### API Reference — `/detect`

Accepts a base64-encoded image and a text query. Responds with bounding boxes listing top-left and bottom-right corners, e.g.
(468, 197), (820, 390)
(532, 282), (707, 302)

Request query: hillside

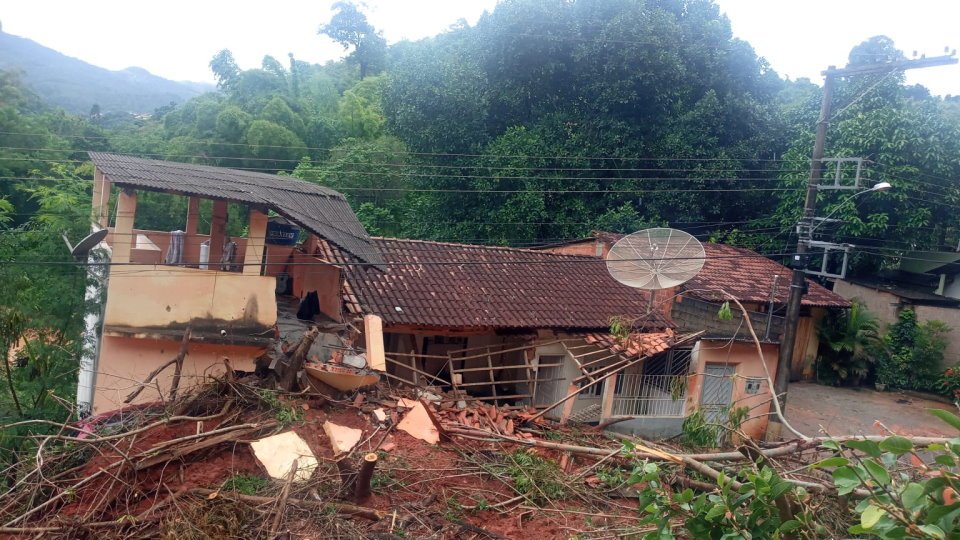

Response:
(0, 31), (214, 114)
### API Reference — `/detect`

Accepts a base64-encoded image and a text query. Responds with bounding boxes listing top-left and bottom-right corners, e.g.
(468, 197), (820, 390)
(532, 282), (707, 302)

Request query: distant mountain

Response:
(0, 31), (215, 114)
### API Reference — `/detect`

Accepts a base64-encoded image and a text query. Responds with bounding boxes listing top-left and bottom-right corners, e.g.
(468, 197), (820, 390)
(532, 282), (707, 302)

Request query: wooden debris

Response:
(190, 489), (384, 521)
(354, 452), (379, 501)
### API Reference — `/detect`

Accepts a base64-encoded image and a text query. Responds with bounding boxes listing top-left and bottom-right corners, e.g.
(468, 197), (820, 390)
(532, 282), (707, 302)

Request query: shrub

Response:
(816, 300), (882, 386)
(937, 367), (960, 400)
(876, 310), (950, 392)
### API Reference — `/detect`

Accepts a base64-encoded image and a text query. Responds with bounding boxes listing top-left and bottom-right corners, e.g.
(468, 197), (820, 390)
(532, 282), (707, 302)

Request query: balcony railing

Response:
(612, 373), (687, 417)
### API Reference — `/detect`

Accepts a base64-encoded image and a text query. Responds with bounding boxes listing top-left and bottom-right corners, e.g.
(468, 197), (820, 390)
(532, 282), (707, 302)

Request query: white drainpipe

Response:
(76, 236), (110, 417)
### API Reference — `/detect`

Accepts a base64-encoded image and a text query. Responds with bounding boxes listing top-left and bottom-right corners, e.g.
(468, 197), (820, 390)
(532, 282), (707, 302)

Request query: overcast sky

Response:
(2, 0), (958, 95)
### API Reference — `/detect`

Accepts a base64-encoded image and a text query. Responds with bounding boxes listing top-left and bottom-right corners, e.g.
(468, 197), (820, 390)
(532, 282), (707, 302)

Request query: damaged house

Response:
(539, 231), (851, 437)
(79, 154), (828, 440)
(315, 237), (779, 439)
(79, 153), (384, 413)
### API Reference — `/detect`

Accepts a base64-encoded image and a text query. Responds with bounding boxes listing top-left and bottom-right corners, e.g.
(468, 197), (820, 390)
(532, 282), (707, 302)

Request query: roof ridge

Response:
(372, 236), (603, 259)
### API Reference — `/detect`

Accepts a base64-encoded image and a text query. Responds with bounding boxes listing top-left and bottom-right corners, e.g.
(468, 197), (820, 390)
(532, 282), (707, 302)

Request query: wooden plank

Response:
(449, 340), (562, 361)
(384, 357), (450, 386)
(386, 351), (449, 359)
(558, 383), (580, 426)
(601, 374), (617, 420)
(456, 377), (566, 387)
(486, 347), (498, 405)
(578, 353), (624, 371)
(562, 341), (595, 382)
(364, 314), (386, 372)
(453, 364), (530, 373)
(570, 348), (615, 360)
(460, 394), (531, 402)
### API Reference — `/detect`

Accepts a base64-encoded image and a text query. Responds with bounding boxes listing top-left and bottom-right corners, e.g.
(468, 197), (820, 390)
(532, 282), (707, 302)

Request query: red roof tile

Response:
(324, 238), (672, 331)
(688, 243), (850, 308)
(585, 329), (676, 358)
(589, 232), (849, 308)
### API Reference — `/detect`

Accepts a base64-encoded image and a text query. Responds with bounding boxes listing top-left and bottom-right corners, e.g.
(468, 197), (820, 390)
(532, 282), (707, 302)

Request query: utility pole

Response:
(767, 53), (958, 440)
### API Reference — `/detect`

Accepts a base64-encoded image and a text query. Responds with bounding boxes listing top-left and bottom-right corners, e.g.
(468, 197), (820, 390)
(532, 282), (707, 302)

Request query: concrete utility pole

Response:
(767, 53), (958, 440)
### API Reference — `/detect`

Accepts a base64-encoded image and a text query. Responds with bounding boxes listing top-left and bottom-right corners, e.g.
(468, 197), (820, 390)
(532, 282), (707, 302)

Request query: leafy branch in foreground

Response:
(620, 408), (960, 538)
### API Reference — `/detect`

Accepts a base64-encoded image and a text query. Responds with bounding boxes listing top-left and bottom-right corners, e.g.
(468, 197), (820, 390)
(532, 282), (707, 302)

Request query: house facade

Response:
(80, 153), (382, 414)
(313, 236), (783, 439)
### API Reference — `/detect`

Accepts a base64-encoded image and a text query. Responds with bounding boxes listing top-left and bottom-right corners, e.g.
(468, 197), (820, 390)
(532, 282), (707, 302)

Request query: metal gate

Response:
(700, 364), (735, 426)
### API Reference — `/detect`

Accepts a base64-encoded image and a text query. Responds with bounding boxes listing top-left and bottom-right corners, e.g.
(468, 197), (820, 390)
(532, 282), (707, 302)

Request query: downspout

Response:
(76, 231), (110, 418)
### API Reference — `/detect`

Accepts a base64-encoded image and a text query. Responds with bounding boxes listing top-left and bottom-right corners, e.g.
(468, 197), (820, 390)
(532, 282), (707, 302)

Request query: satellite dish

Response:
(63, 229), (109, 260)
(606, 228), (705, 314)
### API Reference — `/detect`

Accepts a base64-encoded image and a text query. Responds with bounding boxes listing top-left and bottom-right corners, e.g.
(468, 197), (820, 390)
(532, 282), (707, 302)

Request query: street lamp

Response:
(770, 180), (892, 439)
(806, 181), (892, 237)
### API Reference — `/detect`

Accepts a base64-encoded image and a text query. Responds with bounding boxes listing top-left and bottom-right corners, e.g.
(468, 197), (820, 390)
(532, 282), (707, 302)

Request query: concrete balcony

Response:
(102, 263), (277, 346)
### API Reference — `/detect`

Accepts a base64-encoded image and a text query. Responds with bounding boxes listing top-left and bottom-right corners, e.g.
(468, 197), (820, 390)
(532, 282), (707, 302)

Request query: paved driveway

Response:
(785, 382), (959, 438)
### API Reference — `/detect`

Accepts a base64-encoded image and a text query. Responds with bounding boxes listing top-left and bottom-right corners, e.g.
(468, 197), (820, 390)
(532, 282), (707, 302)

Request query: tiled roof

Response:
(324, 238), (672, 331)
(688, 243), (849, 308)
(584, 329), (676, 358)
(589, 231), (849, 308)
(88, 152), (383, 266)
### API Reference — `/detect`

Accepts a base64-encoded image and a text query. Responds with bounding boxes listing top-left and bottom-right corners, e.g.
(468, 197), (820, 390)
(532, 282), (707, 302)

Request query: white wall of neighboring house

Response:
(833, 280), (960, 367)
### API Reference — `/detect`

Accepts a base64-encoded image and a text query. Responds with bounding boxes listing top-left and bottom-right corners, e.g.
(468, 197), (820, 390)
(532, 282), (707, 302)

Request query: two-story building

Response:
(79, 153), (382, 414)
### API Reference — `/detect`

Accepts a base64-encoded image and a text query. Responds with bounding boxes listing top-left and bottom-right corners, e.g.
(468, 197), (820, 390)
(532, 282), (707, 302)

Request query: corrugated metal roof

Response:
(325, 237), (673, 331)
(89, 152), (382, 266)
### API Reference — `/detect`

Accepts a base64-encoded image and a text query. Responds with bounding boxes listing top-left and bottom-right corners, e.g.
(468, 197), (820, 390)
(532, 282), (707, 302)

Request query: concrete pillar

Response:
(91, 168), (112, 229)
(112, 189), (137, 264)
(243, 209), (268, 276)
(209, 200), (228, 262)
(91, 168), (103, 224)
(183, 197), (202, 265)
(601, 374), (617, 420)
(98, 177), (112, 229)
(185, 197), (200, 235)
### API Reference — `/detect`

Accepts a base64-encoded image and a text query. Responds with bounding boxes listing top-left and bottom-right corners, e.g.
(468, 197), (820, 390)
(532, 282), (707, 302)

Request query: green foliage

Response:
(937, 367), (960, 400)
(716, 301), (733, 321)
(817, 410), (960, 538)
(876, 309), (950, 392)
(221, 473), (270, 495)
(682, 406), (750, 448)
(482, 450), (566, 504)
(319, 1), (386, 79)
(620, 439), (818, 538)
(816, 300), (883, 386)
(681, 409), (719, 447)
(256, 390), (303, 427)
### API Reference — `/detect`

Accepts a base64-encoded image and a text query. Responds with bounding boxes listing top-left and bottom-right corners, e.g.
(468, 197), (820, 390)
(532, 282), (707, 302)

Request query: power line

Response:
(0, 175), (803, 194)
(0, 152), (809, 175)
(0, 132), (792, 161)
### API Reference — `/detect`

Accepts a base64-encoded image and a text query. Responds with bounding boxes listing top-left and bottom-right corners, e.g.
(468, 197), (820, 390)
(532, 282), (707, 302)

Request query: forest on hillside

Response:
(1, 0), (959, 443)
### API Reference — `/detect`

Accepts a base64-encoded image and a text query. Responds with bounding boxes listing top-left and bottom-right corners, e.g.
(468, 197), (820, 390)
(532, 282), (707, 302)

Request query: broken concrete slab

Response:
(323, 420), (363, 455)
(396, 402), (441, 444)
(249, 431), (318, 482)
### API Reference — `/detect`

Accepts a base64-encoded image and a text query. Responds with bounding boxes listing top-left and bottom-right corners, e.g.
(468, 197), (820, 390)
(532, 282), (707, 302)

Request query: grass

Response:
(256, 389), (303, 427)
(221, 473), (270, 495)
(482, 449), (567, 504)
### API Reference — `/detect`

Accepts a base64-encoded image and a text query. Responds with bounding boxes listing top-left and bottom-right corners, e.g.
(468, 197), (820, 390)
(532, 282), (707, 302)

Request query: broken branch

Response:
(189, 488), (384, 521)
(354, 452), (378, 501)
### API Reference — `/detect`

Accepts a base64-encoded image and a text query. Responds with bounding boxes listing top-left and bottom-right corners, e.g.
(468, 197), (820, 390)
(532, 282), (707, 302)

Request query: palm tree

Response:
(817, 300), (883, 385)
